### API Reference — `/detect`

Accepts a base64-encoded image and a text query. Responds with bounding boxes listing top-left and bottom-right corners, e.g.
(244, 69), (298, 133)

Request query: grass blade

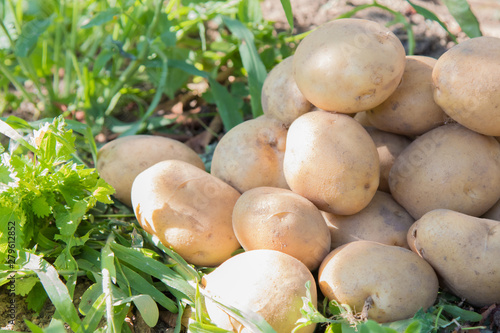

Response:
(441, 0), (482, 38)
(114, 294), (159, 327)
(406, 0), (458, 43)
(280, 0), (294, 30)
(77, 293), (106, 333)
(81, 8), (121, 29)
(14, 16), (54, 57)
(208, 78), (244, 131)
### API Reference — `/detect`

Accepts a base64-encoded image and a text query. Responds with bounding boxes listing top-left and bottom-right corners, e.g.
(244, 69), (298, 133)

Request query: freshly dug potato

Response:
(407, 55), (437, 67)
(210, 115), (288, 193)
(389, 123), (500, 219)
(232, 187), (331, 270)
(365, 127), (412, 193)
(261, 56), (313, 127)
(366, 56), (448, 136)
(284, 110), (380, 215)
(318, 240), (439, 323)
(408, 209), (500, 307)
(432, 36), (500, 136)
(97, 135), (205, 207)
(202, 249), (317, 333)
(293, 18), (406, 113)
(483, 199), (500, 221)
(353, 111), (373, 127)
(131, 160), (241, 267)
(322, 191), (414, 249)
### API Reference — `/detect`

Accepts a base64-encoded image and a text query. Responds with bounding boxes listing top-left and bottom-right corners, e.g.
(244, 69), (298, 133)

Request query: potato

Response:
(261, 56), (313, 127)
(322, 191), (414, 249)
(202, 249), (317, 333)
(407, 209), (500, 307)
(97, 135), (205, 207)
(407, 55), (437, 67)
(366, 56), (448, 136)
(365, 127), (412, 193)
(318, 240), (439, 323)
(432, 36), (500, 136)
(389, 123), (500, 219)
(232, 187), (331, 270)
(284, 110), (379, 215)
(210, 115), (288, 193)
(483, 199), (500, 221)
(131, 160), (241, 267)
(293, 18), (406, 113)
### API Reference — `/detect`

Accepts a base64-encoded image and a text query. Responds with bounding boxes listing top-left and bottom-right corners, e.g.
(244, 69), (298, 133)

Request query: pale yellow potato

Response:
(365, 127), (412, 193)
(318, 240), (438, 323)
(322, 191), (414, 249)
(407, 55), (437, 67)
(202, 249), (317, 333)
(210, 115), (288, 193)
(284, 110), (379, 215)
(353, 111), (373, 127)
(261, 56), (313, 127)
(232, 187), (331, 270)
(97, 135), (205, 207)
(432, 36), (500, 136)
(293, 18), (406, 113)
(131, 160), (241, 267)
(408, 209), (500, 307)
(366, 56), (448, 136)
(389, 123), (500, 219)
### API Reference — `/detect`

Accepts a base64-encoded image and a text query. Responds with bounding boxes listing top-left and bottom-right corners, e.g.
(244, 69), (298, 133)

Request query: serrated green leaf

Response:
(82, 8), (121, 29)
(32, 195), (51, 218)
(442, 0), (482, 38)
(92, 178), (115, 204)
(15, 276), (39, 296)
(26, 282), (48, 313)
(14, 17), (54, 57)
(54, 201), (87, 236)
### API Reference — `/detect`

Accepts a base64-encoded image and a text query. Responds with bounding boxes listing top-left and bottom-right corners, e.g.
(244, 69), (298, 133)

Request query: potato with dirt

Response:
(202, 249), (317, 333)
(210, 115), (288, 193)
(293, 18), (406, 113)
(261, 55), (313, 127)
(284, 110), (379, 215)
(318, 240), (438, 323)
(322, 191), (414, 249)
(432, 36), (500, 136)
(131, 160), (241, 267)
(97, 135), (205, 207)
(232, 186), (331, 270)
(389, 123), (500, 219)
(408, 209), (500, 307)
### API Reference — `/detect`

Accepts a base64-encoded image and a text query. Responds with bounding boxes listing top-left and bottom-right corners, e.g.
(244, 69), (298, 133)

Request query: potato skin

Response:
(131, 160), (241, 267)
(97, 135), (205, 207)
(261, 56), (313, 127)
(389, 123), (500, 219)
(284, 110), (379, 215)
(366, 56), (448, 136)
(322, 191), (414, 249)
(210, 115), (288, 193)
(318, 241), (438, 323)
(293, 18), (406, 113)
(407, 209), (500, 307)
(432, 36), (500, 136)
(202, 249), (317, 333)
(232, 187), (331, 270)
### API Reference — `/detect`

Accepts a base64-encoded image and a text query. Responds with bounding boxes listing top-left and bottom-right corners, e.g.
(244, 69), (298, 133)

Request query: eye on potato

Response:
(408, 209), (500, 307)
(293, 18), (406, 113)
(284, 110), (379, 215)
(232, 186), (331, 270)
(318, 240), (439, 323)
(389, 123), (500, 219)
(432, 36), (500, 136)
(97, 135), (205, 207)
(202, 249), (317, 333)
(131, 160), (241, 267)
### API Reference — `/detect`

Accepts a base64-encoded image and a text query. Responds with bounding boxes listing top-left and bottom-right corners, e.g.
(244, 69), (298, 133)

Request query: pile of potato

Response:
(97, 18), (500, 332)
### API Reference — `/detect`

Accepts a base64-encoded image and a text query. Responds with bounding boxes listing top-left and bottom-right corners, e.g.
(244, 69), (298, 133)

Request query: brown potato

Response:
(366, 56), (448, 136)
(210, 115), (288, 193)
(389, 123), (500, 219)
(202, 249), (317, 333)
(232, 187), (331, 270)
(318, 240), (438, 323)
(131, 160), (241, 267)
(365, 127), (412, 193)
(261, 56), (313, 127)
(432, 36), (500, 136)
(293, 18), (406, 113)
(97, 135), (205, 207)
(322, 191), (414, 249)
(284, 110), (379, 215)
(408, 209), (500, 307)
